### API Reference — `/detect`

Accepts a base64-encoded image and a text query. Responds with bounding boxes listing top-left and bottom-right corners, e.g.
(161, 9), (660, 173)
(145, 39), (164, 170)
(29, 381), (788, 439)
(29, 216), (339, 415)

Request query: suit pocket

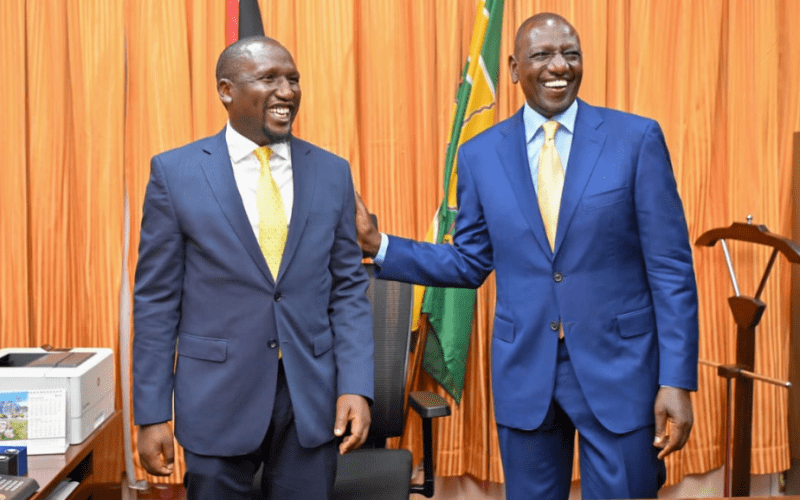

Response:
(493, 315), (515, 343)
(312, 332), (334, 356)
(581, 186), (628, 209)
(616, 306), (655, 338)
(177, 332), (227, 362)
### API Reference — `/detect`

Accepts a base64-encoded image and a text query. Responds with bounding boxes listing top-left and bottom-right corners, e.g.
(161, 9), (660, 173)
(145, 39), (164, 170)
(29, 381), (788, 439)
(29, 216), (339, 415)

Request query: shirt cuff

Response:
(373, 233), (389, 265)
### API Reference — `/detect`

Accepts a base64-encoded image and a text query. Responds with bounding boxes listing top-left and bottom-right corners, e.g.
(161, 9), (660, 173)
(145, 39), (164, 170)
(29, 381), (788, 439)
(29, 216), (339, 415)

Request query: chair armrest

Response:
(408, 391), (451, 419)
(407, 391), (451, 498)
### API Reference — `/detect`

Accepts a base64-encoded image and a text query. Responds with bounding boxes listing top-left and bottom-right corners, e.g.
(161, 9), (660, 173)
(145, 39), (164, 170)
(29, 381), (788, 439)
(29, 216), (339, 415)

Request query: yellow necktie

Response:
(538, 121), (564, 252)
(254, 146), (288, 279)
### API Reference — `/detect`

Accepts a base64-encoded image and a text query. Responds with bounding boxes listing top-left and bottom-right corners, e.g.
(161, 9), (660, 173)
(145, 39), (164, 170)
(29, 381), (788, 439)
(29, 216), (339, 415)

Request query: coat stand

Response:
(695, 218), (799, 496)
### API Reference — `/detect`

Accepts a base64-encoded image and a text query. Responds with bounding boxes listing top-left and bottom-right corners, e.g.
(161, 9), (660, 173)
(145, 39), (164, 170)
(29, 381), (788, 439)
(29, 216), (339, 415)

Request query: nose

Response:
(547, 53), (569, 73)
(275, 78), (295, 98)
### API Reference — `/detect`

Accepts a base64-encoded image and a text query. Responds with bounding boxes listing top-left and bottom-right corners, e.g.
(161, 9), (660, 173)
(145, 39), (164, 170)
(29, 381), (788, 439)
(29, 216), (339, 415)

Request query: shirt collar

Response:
(523, 99), (579, 144)
(225, 122), (291, 163)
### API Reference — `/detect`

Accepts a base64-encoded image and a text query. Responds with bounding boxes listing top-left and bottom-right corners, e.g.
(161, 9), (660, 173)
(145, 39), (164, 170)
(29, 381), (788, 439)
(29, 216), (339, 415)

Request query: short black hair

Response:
(215, 35), (281, 82)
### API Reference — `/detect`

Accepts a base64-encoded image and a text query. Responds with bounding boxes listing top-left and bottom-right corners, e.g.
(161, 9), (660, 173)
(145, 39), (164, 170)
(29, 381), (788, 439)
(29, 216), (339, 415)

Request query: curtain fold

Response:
(63, 0), (126, 352)
(186, 0), (228, 141)
(124, 0), (196, 484)
(26, 0), (74, 348)
(0, 0), (30, 349)
(2, 0), (798, 487)
(65, 0), (127, 482)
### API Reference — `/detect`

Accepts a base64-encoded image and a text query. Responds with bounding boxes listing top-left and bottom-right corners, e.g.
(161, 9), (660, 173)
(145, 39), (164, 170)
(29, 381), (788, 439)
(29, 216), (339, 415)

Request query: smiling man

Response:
(355, 13), (698, 500)
(133, 37), (374, 500)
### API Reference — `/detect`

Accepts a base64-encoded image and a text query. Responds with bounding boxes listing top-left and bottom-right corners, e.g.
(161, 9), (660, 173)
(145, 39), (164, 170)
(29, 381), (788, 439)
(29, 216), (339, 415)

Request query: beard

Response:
(263, 125), (292, 144)
(261, 105), (296, 144)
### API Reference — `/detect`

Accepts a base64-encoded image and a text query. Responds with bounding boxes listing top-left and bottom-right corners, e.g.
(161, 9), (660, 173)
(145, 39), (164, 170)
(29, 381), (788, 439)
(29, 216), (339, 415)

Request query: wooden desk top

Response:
(27, 410), (121, 500)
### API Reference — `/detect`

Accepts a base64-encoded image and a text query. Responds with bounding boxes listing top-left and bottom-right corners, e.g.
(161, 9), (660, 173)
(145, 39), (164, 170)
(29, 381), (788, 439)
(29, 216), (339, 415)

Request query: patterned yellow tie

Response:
(538, 121), (564, 252)
(254, 146), (288, 279)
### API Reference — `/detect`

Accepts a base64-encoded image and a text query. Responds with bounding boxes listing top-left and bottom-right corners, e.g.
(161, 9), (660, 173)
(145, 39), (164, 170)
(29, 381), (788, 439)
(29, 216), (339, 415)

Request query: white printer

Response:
(0, 347), (114, 445)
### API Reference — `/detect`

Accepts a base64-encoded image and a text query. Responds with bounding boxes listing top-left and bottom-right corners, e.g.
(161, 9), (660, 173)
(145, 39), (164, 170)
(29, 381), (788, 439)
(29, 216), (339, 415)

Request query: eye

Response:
(532, 52), (551, 61)
(564, 51), (582, 61)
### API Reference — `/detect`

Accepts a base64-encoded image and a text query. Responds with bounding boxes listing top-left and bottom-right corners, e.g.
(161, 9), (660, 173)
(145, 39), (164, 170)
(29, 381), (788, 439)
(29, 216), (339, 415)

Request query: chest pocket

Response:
(581, 186), (628, 210)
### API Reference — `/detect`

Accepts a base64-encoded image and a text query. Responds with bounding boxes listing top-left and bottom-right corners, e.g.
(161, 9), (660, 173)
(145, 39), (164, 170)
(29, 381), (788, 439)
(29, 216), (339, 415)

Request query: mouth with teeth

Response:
(268, 105), (293, 121)
(543, 80), (569, 90)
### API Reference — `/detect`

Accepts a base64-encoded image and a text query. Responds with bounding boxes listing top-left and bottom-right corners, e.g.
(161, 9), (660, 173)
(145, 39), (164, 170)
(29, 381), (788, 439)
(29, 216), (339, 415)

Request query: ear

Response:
(218, 79), (233, 106)
(508, 55), (519, 84)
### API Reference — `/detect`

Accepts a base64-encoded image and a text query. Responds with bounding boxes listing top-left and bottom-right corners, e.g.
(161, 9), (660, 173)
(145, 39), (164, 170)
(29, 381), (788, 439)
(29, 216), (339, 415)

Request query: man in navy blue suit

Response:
(133, 36), (374, 500)
(356, 13), (698, 500)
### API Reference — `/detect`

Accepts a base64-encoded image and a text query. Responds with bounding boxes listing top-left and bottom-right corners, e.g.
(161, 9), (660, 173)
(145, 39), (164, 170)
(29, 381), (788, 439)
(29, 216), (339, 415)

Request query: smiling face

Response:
(218, 39), (301, 145)
(509, 15), (583, 118)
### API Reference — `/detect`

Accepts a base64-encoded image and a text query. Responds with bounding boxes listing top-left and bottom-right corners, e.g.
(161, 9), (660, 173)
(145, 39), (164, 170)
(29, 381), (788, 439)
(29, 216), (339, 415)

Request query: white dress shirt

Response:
(225, 123), (294, 239)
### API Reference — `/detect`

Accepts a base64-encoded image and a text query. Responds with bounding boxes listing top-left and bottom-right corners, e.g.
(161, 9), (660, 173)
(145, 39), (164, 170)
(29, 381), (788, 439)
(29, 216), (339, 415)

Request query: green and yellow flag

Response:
(417, 0), (504, 403)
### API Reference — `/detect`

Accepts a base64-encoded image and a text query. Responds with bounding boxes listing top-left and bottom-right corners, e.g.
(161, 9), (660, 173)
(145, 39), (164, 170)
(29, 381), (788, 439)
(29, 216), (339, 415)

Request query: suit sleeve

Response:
(329, 165), (374, 401)
(634, 121), (699, 391)
(377, 146), (494, 287)
(132, 155), (184, 425)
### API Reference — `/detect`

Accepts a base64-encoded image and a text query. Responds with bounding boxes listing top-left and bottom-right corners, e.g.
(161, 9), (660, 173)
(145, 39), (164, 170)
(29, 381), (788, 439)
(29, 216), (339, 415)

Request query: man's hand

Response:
(354, 191), (381, 258)
(653, 386), (693, 459)
(334, 394), (371, 454)
(138, 422), (175, 476)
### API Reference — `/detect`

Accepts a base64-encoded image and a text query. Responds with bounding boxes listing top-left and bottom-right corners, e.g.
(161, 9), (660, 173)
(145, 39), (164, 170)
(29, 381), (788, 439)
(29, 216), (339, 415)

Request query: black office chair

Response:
(333, 264), (451, 499)
(252, 263), (451, 499)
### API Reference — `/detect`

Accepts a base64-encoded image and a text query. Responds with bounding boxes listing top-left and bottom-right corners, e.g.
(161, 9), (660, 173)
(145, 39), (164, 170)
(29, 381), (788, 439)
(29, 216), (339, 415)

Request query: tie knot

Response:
(542, 121), (559, 141)
(253, 146), (273, 172)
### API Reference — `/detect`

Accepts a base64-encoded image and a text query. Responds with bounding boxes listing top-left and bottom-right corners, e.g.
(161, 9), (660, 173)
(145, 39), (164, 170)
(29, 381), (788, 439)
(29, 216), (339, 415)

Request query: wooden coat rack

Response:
(696, 219), (799, 496)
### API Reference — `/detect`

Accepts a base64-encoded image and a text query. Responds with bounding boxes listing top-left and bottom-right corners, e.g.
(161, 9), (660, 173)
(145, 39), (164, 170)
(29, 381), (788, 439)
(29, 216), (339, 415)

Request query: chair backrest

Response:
(363, 263), (414, 441)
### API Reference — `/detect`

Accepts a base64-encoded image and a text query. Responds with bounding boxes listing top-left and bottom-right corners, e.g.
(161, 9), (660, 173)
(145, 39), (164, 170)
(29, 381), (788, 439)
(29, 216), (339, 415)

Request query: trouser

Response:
(497, 339), (666, 500)
(183, 360), (337, 500)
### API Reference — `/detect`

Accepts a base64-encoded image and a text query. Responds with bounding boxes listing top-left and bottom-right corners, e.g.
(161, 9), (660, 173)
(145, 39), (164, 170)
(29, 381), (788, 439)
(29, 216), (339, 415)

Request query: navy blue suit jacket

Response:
(133, 128), (374, 456)
(377, 100), (698, 433)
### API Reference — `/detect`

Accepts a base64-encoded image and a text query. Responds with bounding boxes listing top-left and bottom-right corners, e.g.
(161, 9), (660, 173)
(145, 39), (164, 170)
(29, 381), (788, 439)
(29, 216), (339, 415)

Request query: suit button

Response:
(268, 340), (278, 349)
(550, 321), (560, 331)
(553, 272), (563, 283)
(274, 292), (282, 301)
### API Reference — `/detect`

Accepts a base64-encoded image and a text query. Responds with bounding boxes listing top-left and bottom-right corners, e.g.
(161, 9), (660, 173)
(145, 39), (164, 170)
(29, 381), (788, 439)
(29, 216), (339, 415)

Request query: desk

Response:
(27, 410), (121, 500)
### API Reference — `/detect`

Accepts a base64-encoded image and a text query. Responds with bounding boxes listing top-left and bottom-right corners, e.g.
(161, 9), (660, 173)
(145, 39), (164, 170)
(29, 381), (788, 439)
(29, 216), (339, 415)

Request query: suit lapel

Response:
(554, 100), (606, 256)
(199, 129), (274, 284)
(496, 109), (552, 256)
(277, 137), (316, 281)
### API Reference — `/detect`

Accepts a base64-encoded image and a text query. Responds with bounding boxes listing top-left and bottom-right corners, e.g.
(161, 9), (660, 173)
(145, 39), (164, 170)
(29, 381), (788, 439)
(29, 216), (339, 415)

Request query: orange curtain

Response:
(2, 0), (799, 487)
(3, 0), (127, 481)
(0, 0), (29, 349)
(123, 0), (226, 483)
